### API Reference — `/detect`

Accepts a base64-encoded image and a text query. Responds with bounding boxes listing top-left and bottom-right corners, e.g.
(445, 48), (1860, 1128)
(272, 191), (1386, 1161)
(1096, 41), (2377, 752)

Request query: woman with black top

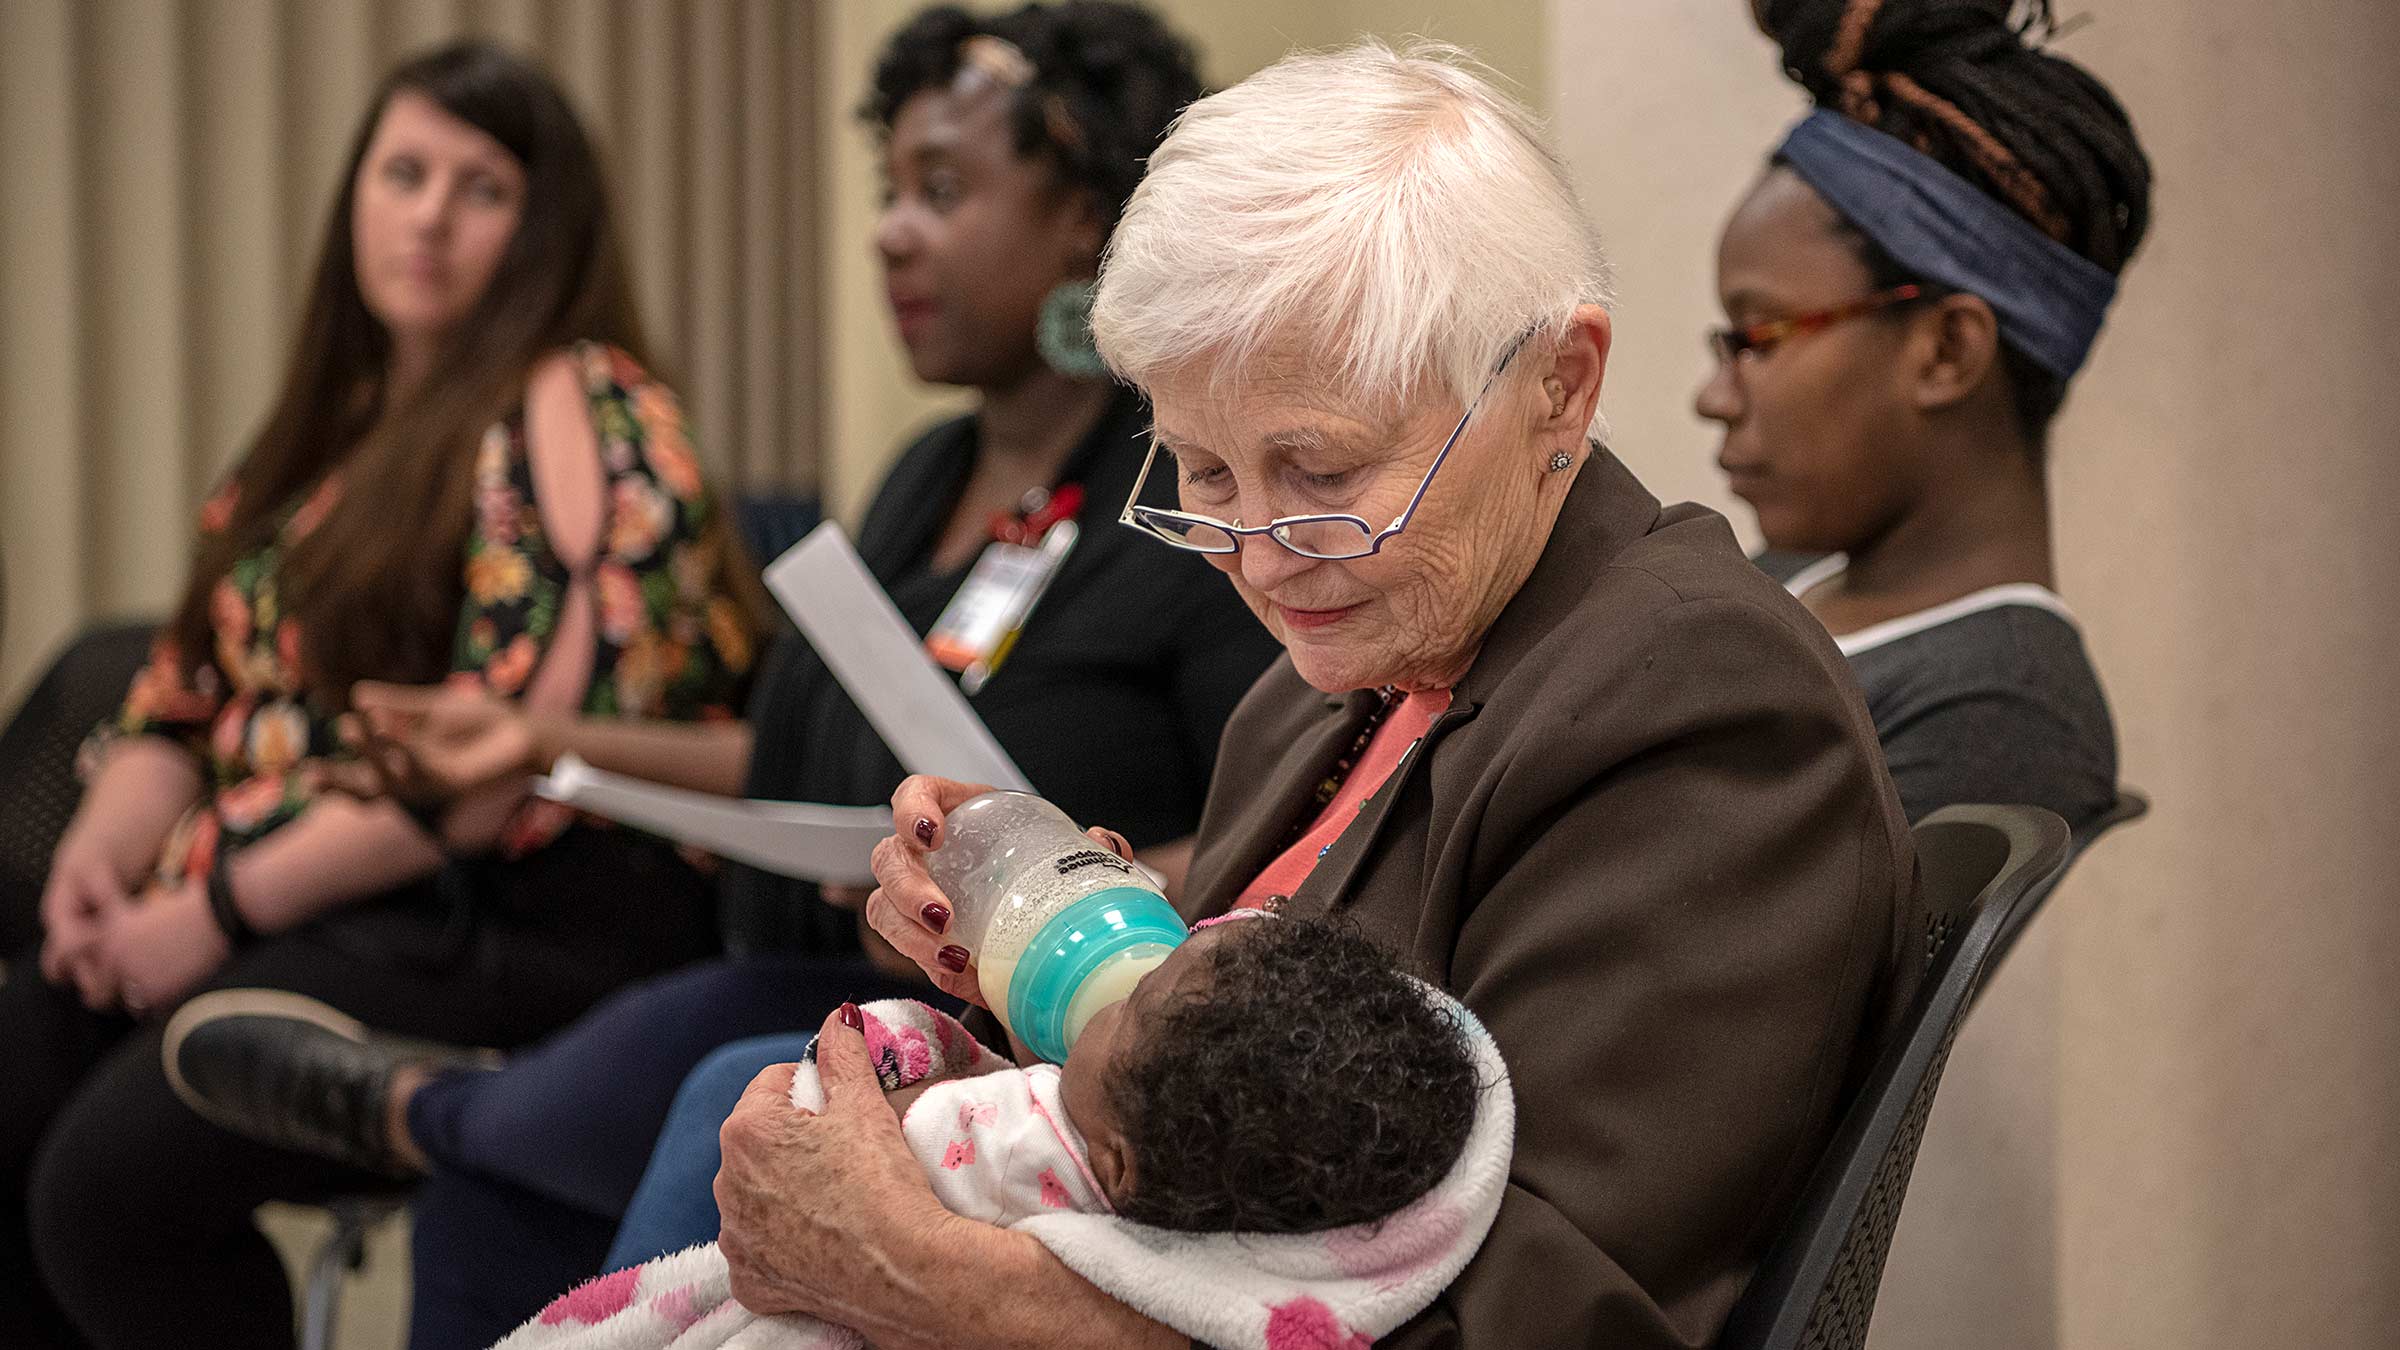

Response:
(1697, 0), (2151, 831)
(161, 6), (1272, 1347)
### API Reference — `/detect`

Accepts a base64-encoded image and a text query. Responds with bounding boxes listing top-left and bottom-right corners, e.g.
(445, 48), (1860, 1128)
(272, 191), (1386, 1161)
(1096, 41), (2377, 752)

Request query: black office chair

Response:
(0, 621), (159, 959)
(731, 491), (822, 572)
(1976, 788), (2148, 983)
(297, 1196), (405, 1350)
(1717, 803), (2071, 1350)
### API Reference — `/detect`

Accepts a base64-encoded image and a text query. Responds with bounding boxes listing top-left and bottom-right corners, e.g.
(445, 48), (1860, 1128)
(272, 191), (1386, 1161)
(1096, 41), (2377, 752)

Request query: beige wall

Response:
(1548, 4), (2400, 1349)
(812, 0), (1549, 522)
(0, 0), (821, 700)
(2046, 5), (2400, 1343)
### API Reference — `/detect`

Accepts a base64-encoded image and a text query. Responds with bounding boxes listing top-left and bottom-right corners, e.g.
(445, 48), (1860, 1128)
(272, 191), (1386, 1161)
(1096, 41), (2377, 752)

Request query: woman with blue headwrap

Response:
(1699, 0), (2153, 832)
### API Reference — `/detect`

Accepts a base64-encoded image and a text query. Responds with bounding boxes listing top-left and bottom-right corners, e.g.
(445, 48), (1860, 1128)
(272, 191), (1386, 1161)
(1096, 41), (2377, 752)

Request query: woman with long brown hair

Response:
(2, 41), (760, 1348)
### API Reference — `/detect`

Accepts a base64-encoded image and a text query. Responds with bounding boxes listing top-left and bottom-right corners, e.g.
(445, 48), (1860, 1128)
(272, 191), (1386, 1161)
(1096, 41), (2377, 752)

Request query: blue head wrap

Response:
(1776, 109), (2117, 381)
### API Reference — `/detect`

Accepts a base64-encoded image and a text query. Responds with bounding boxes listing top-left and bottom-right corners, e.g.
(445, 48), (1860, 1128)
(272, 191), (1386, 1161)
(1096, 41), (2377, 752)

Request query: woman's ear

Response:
(1058, 187), (1109, 276)
(1544, 304), (1612, 437)
(1910, 293), (2003, 413)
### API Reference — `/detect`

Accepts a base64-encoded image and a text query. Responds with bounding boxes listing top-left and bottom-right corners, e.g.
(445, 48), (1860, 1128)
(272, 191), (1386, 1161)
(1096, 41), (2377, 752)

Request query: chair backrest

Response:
(1980, 787), (2148, 986)
(730, 493), (822, 575)
(1716, 803), (2071, 1350)
(0, 622), (159, 955)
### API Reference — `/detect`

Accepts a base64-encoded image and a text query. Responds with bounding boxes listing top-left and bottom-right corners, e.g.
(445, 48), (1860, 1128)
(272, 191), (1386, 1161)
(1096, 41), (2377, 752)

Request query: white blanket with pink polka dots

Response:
(495, 996), (1510, 1350)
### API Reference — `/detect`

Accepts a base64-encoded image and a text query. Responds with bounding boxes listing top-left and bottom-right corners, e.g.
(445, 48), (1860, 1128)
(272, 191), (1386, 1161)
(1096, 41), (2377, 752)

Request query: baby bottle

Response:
(926, 791), (1188, 1063)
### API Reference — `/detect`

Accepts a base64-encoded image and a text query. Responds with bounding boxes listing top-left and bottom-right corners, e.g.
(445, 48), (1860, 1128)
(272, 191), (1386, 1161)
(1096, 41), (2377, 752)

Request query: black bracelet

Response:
(206, 849), (259, 948)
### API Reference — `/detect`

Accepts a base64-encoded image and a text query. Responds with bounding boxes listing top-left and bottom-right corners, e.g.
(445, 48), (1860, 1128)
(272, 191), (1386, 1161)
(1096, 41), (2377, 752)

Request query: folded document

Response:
(531, 524), (1033, 885)
(534, 754), (889, 886)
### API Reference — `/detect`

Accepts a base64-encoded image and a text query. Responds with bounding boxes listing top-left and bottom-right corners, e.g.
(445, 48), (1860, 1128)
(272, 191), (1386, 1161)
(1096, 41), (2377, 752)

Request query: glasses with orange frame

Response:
(1705, 283), (1927, 365)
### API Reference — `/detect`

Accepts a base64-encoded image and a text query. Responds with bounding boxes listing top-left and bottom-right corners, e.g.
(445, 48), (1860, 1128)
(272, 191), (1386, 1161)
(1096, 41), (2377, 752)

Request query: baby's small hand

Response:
(883, 1077), (937, 1122)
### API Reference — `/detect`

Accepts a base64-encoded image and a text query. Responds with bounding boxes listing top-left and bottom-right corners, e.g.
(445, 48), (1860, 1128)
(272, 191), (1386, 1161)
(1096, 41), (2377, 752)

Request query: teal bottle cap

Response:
(1006, 887), (1188, 1064)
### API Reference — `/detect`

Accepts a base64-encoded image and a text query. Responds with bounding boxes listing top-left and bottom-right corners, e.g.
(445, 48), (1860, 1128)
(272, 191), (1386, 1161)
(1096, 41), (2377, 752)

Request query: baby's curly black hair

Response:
(859, 2), (1204, 232)
(1107, 916), (1484, 1234)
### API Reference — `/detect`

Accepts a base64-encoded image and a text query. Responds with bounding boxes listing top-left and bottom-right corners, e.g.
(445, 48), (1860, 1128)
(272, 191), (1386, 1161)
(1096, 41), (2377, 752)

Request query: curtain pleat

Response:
(0, 0), (91, 652)
(0, 0), (823, 698)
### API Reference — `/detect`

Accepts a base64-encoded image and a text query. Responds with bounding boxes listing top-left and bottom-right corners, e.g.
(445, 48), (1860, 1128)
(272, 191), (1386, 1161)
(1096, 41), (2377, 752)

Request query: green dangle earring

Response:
(1036, 279), (1108, 379)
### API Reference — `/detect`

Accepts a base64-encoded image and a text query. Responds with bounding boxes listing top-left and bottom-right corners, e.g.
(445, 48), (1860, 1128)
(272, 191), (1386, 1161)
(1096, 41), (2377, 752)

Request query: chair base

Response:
(299, 1196), (407, 1350)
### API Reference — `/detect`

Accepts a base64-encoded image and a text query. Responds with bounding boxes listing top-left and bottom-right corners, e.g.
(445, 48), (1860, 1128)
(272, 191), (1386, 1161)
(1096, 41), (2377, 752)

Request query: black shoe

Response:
(162, 989), (498, 1178)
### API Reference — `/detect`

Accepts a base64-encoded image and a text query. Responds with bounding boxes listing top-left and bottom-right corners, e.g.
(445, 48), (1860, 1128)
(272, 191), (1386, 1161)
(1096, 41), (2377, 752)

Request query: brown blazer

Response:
(1179, 451), (1923, 1349)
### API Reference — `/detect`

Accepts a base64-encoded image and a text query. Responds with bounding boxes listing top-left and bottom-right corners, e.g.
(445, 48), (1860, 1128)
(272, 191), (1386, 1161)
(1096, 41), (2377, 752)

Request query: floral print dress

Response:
(103, 343), (755, 890)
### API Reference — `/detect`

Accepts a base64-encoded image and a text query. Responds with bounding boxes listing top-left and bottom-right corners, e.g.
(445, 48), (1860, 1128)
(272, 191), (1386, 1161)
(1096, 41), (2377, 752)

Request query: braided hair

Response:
(860, 2), (1204, 233)
(1758, 0), (2153, 443)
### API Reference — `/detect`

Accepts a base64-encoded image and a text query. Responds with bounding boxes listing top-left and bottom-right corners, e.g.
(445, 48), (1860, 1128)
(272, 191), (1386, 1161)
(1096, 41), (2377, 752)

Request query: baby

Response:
(502, 913), (1511, 1350)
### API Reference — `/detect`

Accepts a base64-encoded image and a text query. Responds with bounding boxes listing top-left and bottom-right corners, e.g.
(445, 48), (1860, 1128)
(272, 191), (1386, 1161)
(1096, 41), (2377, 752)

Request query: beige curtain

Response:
(0, 0), (820, 699)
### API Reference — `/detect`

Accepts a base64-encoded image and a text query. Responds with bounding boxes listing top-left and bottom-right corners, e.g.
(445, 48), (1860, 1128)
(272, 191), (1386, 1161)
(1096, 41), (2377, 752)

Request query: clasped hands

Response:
(38, 833), (225, 1018)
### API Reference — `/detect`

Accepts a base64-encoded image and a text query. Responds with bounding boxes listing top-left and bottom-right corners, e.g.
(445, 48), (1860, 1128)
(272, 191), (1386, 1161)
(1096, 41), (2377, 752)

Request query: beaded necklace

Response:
(1284, 685), (1404, 849)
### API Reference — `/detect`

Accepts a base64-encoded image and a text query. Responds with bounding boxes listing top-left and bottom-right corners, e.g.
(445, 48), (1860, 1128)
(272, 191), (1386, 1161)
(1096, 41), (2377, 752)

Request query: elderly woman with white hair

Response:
(711, 42), (1922, 1350)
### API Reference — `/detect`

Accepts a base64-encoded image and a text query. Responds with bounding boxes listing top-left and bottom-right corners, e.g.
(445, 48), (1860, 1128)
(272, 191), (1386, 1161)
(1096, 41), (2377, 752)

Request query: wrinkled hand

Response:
(829, 884), (936, 985)
(863, 776), (1133, 1008)
(818, 884), (874, 913)
(856, 917), (935, 987)
(715, 1006), (965, 1331)
(39, 828), (143, 1001)
(94, 877), (229, 1018)
(337, 680), (537, 804)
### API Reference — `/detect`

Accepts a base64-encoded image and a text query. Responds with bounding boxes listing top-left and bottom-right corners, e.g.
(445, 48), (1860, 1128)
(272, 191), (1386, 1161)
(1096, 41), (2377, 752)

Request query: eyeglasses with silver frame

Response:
(1117, 334), (1533, 561)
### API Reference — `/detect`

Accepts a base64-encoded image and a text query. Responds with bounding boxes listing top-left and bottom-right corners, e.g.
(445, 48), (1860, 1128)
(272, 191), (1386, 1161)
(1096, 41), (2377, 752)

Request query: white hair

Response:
(1091, 40), (1613, 418)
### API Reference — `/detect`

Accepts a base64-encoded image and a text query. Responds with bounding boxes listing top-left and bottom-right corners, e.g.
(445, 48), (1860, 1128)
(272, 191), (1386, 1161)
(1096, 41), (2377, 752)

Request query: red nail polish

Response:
(839, 1002), (862, 1030)
(937, 945), (970, 974)
(921, 902), (951, 934)
(914, 817), (936, 846)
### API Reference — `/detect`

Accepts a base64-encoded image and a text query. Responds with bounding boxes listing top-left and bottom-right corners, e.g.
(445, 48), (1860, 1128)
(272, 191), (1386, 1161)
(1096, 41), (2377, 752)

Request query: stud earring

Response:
(1547, 451), (1575, 473)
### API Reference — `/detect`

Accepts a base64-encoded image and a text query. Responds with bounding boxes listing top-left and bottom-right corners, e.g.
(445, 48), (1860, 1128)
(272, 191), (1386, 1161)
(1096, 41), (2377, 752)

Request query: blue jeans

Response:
(603, 1032), (818, 1271)
(399, 954), (926, 1350)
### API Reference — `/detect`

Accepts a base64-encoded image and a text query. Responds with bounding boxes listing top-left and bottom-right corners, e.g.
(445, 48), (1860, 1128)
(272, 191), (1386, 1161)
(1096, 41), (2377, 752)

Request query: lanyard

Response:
(925, 483), (1084, 690)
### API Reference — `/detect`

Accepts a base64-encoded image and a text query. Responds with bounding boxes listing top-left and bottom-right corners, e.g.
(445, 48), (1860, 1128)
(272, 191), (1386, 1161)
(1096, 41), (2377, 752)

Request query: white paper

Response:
(763, 523), (1032, 790)
(534, 754), (890, 885)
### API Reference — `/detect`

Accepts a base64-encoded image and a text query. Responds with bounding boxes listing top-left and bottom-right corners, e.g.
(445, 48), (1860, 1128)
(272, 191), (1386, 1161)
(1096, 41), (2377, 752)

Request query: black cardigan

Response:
(721, 387), (1280, 950)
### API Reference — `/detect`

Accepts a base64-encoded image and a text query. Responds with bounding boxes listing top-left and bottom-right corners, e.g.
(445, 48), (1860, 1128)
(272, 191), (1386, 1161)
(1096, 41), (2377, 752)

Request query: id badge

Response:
(925, 520), (1077, 690)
